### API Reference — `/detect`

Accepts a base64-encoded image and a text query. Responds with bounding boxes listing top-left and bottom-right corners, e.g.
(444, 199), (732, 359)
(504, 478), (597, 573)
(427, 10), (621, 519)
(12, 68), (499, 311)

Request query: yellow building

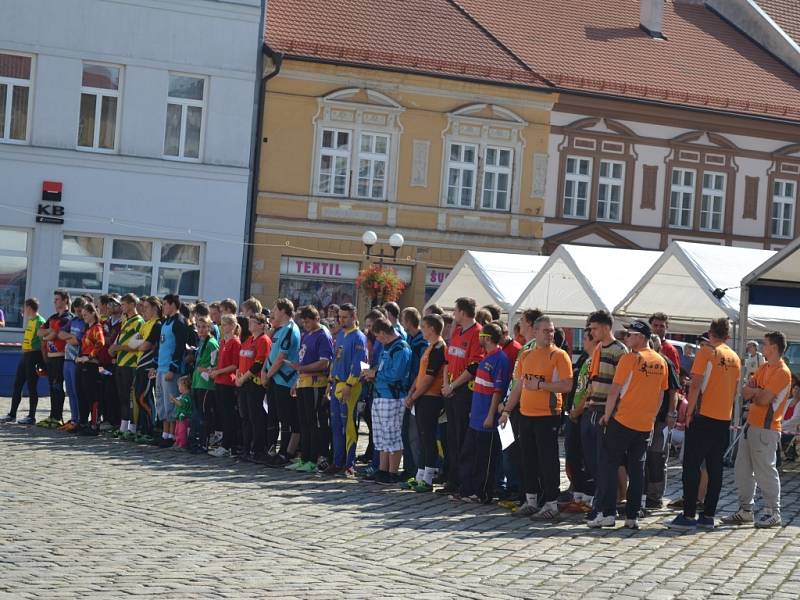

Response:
(254, 0), (555, 312)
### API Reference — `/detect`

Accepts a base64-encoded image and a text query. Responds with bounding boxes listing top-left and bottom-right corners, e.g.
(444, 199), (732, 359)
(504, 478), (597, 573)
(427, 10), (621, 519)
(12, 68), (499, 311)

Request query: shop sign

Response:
(425, 267), (451, 288)
(281, 256), (360, 280)
(36, 180), (64, 224)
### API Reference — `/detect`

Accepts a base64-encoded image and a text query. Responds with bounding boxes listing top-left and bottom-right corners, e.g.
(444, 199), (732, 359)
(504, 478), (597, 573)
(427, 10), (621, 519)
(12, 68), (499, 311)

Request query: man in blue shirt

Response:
(457, 322), (509, 503)
(383, 302), (407, 341)
(369, 316), (412, 485)
(263, 298), (301, 467)
(154, 294), (191, 448)
(328, 303), (368, 475)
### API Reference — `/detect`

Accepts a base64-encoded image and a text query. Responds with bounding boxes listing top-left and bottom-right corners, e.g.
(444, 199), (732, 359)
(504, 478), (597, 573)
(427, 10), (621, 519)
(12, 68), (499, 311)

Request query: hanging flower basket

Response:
(356, 264), (406, 304)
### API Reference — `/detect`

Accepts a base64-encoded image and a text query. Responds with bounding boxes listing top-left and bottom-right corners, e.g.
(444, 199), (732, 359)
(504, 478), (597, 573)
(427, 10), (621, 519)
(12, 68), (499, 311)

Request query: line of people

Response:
(5, 289), (798, 530)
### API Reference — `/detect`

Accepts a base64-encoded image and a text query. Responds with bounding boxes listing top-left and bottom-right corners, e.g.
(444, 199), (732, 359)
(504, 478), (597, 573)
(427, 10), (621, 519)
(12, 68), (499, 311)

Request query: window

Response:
(58, 235), (202, 299)
(700, 172), (725, 231)
(316, 128), (350, 196)
(0, 228), (29, 328)
(0, 52), (32, 143)
(78, 63), (121, 151)
(771, 180), (796, 239)
(482, 147), (513, 211)
(356, 133), (388, 199)
(164, 74), (205, 160)
(597, 160), (624, 222)
(669, 168), (695, 228)
(445, 142), (478, 208)
(563, 156), (591, 218)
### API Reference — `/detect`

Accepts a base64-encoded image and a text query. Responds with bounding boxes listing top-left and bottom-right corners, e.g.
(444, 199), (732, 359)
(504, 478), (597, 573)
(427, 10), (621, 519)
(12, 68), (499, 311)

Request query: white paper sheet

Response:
(498, 421), (515, 450)
(359, 361), (370, 373)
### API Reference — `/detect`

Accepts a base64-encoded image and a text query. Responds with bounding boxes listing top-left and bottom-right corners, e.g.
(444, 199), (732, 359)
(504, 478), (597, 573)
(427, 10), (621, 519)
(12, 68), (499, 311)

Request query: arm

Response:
(499, 383), (522, 426)
(484, 389), (504, 430)
(601, 383), (623, 425)
(264, 351), (286, 380)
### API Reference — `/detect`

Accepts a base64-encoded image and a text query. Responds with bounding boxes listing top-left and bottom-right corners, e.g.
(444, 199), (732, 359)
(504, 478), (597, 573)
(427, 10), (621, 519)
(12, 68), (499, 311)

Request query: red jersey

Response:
(238, 334), (271, 386)
(501, 338), (522, 366)
(45, 311), (71, 355)
(80, 323), (105, 359)
(660, 340), (681, 372)
(215, 336), (241, 386)
(446, 322), (484, 382)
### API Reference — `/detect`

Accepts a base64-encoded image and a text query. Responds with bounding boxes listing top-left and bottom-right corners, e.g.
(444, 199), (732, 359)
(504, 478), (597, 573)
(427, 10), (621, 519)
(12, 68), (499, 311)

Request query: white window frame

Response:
(316, 127), (352, 197)
(771, 179), (796, 239)
(163, 72), (207, 162)
(597, 159), (624, 222)
(0, 51), (34, 145)
(77, 61), (122, 153)
(0, 226), (32, 330)
(445, 141), (479, 209)
(699, 171), (726, 232)
(563, 156), (592, 219)
(355, 132), (390, 200)
(669, 167), (695, 229)
(481, 146), (514, 212)
(58, 234), (204, 300)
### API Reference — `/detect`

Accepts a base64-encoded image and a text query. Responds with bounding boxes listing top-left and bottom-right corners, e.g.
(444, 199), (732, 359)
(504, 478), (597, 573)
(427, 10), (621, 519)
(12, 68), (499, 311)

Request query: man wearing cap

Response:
(667, 318), (740, 530)
(588, 320), (668, 529)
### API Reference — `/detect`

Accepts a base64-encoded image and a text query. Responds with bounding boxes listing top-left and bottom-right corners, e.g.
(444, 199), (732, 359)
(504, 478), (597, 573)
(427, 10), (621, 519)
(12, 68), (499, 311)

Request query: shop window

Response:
(0, 228), (29, 328)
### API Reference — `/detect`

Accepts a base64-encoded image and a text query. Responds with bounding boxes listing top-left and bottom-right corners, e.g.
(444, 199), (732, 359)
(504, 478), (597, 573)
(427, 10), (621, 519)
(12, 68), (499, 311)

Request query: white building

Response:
(0, 0), (262, 336)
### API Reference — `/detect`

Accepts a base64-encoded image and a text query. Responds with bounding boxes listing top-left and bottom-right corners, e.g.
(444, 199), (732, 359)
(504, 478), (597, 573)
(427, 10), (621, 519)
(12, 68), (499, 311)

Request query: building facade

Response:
(0, 0), (261, 337)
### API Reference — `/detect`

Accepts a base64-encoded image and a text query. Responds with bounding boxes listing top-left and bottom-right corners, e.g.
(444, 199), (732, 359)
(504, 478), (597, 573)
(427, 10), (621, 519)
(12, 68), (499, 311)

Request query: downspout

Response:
(241, 40), (283, 300)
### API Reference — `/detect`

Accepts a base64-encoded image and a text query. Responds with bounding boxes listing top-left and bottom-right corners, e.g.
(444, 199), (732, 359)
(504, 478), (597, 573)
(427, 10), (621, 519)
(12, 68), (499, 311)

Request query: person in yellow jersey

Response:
(588, 320), (668, 530)
(722, 330), (793, 529)
(109, 293), (144, 440)
(2, 298), (46, 424)
(666, 318), (740, 531)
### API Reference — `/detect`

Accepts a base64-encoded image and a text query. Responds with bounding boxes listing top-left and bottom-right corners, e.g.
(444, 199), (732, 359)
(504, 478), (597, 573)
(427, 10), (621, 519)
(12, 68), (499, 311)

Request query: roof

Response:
(756, 0), (800, 44)
(455, 0), (800, 120)
(425, 251), (549, 313)
(511, 245), (661, 328)
(264, 0), (548, 87)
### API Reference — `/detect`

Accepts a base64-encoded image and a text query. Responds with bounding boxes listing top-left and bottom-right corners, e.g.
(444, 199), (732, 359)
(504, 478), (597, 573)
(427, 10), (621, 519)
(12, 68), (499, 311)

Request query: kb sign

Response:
(36, 181), (65, 224)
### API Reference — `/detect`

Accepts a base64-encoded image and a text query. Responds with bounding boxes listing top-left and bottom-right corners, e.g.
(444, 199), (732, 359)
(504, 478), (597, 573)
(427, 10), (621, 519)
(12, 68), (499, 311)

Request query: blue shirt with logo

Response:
(267, 320), (301, 388)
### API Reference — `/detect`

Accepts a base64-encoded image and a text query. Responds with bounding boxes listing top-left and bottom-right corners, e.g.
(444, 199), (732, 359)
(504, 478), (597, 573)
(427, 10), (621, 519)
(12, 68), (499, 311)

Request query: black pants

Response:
(10, 351), (40, 420)
(645, 420), (669, 502)
(682, 414), (729, 518)
(47, 356), (66, 421)
(264, 383), (279, 453)
(444, 384), (471, 488)
(272, 382), (299, 456)
(363, 389), (375, 459)
(217, 384), (239, 451)
(101, 365), (118, 427)
(518, 415), (561, 503)
(297, 387), (328, 462)
(565, 414), (593, 495)
(240, 382), (266, 456)
(459, 427), (500, 501)
(581, 406), (605, 511)
(189, 389), (214, 450)
(133, 368), (155, 435)
(598, 418), (649, 519)
(115, 366), (135, 423)
(77, 362), (100, 426)
(415, 395), (443, 469)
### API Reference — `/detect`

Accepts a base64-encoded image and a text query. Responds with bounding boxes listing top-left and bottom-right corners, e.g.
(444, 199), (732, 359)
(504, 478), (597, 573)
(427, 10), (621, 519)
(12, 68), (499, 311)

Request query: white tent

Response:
(425, 251), (548, 313)
(511, 244), (661, 328)
(615, 241), (800, 337)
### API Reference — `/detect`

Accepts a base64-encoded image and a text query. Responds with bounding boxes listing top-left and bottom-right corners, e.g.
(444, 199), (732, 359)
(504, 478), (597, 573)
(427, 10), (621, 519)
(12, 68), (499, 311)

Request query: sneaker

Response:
(513, 503), (538, 517)
(36, 417), (53, 428)
(340, 467), (356, 479)
(322, 464), (342, 476)
(624, 518), (640, 530)
(158, 437), (174, 448)
(399, 478), (418, 490)
(533, 501), (560, 520)
(645, 498), (663, 510)
(295, 461), (318, 473)
(284, 459), (304, 471)
(358, 465), (378, 480)
(16, 416), (34, 425)
(376, 471), (395, 486)
(461, 494), (480, 503)
(720, 509), (754, 526)
(78, 426), (98, 437)
(497, 500), (519, 510)
(0, 414), (15, 423)
(109, 429), (123, 438)
(587, 514), (616, 528)
(208, 446), (230, 458)
(266, 454), (289, 468)
(210, 432), (224, 447)
(754, 512), (781, 528)
(135, 434), (153, 444)
(697, 515), (716, 529)
(316, 457), (330, 473)
(62, 422), (79, 433)
(665, 514), (697, 531)
(435, 484), (457, 496)
(121, 431), (136, 442)
(415, 481), (433, 493)
(267, 444), (278, 457)
(448, 493), (462, 502)
(666, 498), (684, 509)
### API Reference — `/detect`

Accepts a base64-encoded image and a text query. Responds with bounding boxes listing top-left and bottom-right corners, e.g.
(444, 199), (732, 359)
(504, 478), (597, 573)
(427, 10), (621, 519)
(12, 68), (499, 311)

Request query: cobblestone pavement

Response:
(2, 397), (800, 599)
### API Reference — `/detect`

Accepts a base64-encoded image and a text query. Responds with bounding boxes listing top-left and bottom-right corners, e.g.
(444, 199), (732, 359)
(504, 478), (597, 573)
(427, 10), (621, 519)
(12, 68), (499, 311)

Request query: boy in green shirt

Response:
(3, 298), (46, 424)
(171, 376), (192, 448)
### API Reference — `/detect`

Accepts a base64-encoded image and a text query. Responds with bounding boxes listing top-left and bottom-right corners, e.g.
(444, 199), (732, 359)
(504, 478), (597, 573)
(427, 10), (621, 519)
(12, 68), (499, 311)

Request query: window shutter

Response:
(640, 165), (658, 209)
(743, 176), (759, 220)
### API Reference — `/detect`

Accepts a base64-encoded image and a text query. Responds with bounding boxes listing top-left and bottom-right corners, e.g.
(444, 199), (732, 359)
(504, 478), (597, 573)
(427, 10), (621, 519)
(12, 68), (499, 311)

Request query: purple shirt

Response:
(298, 327), (334, 388)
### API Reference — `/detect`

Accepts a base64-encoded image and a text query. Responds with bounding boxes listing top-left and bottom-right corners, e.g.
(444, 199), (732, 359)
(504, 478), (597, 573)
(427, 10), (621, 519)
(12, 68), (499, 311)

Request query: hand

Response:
(57, 331), (70, 340)
(522, 378), (540, 391)
(287, 362), (300, 372)
(147, 368), (156, 379)
(342, 384), (352, 400)
(442, 383), (453, 397)
(165, 371), (174, 382)
(598, 414), (608, 426)
(235, 376), (244, 388)
(208, 370), (218, 379)
(684, 412), (693, 429)
(666, 415), (676, 429)
(404, 395), (414, 409)
(483, 415), (495, 430)
(498, 412), (509, 428)
(569, 408), (579, 423)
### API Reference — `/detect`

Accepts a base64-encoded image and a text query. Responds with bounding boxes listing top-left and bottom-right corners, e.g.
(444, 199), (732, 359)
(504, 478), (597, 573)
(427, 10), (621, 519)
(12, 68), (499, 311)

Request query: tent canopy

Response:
(742, 235), (800, 309)
(511, 245), (661, 328)
(425, 251), (548, 313)
(615, 241), (800, 337)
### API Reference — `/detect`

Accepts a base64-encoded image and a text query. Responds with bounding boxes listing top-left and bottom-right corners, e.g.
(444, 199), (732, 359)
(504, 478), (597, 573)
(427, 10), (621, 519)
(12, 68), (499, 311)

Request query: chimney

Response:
(640, 0), (665, 38)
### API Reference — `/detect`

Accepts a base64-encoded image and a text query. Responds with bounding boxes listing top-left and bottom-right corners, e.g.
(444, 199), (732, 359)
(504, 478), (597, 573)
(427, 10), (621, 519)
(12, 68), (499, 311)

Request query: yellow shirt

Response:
(612, 348), (669, 432)
(747, 360), (793, 431)
(514, 345), (572, 417)
(22, 315), (45, 352)
(691, 343), (741, 421)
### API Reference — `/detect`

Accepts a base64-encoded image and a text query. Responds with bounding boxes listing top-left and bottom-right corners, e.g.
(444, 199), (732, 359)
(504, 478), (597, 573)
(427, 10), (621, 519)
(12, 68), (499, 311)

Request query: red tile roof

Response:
(264, 0), (548, 87)
(756, 0), (800, 44)
(265, 0), (800, 121)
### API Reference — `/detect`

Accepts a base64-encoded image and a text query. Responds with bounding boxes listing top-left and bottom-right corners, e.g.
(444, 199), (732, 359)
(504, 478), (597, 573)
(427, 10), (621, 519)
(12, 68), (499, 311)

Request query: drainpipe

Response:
(241, 40), (283, 301)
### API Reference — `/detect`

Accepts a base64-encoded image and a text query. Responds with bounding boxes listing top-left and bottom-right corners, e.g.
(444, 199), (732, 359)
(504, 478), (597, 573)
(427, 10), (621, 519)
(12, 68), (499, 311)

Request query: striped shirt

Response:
(587, 340), (628, 408)
(116, 314), (144, 367)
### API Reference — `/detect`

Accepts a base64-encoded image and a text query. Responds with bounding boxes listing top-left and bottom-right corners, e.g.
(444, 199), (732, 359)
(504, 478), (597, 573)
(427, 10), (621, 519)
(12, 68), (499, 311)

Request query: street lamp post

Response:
(361, 230), (404, 268)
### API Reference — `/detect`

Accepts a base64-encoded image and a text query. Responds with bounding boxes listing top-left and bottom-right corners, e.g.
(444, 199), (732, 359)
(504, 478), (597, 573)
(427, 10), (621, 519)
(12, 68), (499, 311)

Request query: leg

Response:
(458, 428), (478, 497)
(344, 382), (361, 469)
(316, 387), (331, 462)
(750, 427), (782, 513)
(625, 431), (649, 519)
(64, 361), (79, 424)
(297, 388), (315, 462)
(517, 415), (540, 500)
(247, 384), (267, 457)
(264, 384), (279, 453)
(645, 420), (668, 504)
(535, 416), (562, 503)
(116, 366), (134, 430)
(581, 409), (602, 509)
(682, 416), (713, 518)
(331, 391), (345, 467)
(77, 364), (92, 425)
(598, 420), (628, 517)
(47, 357), (66, 422)
(9, 354), (27, 419)
(238, 387), (252, 454)
(701, 419), (730, 517)
(734, 429), (756, 512)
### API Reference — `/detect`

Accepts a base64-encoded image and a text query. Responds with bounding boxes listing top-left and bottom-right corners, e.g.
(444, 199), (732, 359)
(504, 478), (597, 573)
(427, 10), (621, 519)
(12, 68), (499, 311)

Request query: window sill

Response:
(0, 138), (29, 145)
(162, 154), (202, 163)
(76, 146), (118, 154)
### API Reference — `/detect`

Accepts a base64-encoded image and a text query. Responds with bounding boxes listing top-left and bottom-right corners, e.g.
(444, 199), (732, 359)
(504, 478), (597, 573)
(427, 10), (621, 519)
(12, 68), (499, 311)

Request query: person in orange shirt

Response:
(722, 331), (793, 529)
(500, 315), (572, 520)
(668, 318), (741, 531)
(587, 320), (667, 530)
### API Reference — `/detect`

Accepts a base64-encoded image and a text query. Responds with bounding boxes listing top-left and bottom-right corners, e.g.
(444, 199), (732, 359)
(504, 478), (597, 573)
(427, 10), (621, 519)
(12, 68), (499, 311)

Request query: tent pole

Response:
(732, 283), (750, 450)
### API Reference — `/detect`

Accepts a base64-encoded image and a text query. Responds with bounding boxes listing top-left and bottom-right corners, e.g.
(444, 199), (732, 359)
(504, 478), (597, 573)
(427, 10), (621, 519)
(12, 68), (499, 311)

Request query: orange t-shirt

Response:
(612, 348), (669, 432)
(515, 345), (573, 417)
(691, 343), (741, 421)
(747, 360), (793, 431)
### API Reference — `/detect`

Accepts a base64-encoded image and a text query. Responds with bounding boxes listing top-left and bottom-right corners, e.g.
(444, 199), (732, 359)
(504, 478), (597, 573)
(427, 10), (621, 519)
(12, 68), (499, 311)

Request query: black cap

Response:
(624, 320), (652, 338)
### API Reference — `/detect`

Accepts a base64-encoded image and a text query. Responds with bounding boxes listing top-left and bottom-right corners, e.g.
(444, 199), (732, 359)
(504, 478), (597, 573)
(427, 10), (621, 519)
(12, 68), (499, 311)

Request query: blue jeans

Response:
(64, 360), (79, 423)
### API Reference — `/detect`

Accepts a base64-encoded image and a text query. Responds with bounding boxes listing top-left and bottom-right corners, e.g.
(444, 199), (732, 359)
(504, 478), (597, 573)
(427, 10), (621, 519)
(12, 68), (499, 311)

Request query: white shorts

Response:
(372, 397), (405, 452)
